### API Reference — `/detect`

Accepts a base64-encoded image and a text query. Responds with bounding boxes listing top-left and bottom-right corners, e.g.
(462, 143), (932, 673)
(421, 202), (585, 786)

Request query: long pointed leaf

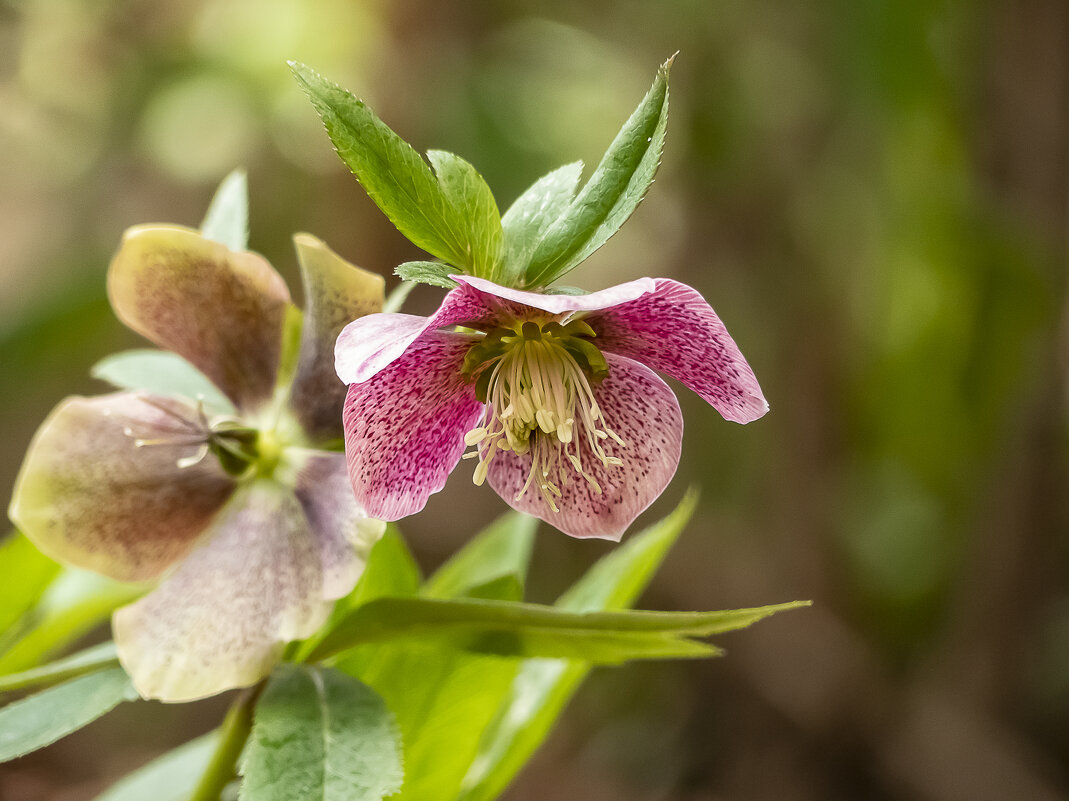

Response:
(93, 732), (218, 801)
(524, 56), (673, 287)
(0, 667), (137, 762)
(457, 490), (695, 801)
(423, 511), (537, 600)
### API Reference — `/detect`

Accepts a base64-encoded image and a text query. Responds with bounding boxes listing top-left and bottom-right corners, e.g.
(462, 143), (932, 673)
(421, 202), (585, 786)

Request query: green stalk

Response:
(188, 681), (264, 801)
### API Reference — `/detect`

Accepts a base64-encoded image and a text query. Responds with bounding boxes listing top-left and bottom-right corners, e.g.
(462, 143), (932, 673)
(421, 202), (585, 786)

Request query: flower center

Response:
(461, 319), (625, 511)
(124, 396), (286, 478)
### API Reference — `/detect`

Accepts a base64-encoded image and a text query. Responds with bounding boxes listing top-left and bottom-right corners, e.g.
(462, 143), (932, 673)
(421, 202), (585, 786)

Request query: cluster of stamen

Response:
(461, 319), (625, 512)
(121, 396), (261, 477)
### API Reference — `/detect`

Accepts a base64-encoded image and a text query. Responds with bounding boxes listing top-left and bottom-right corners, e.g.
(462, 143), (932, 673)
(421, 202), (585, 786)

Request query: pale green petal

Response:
(289, 233), (384, 441)
(113, 479), (365, 702)
(9, 393), (234, 582)
(107, 224), (291, 411)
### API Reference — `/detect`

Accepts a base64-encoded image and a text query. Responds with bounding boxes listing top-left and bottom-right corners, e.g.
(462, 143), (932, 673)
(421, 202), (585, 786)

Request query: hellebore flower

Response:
(9, 225), (386, 701)
(335, 275), (767, 539)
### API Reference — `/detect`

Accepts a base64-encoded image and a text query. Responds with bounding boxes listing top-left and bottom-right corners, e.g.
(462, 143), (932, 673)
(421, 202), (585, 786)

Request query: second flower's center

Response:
(461, 319), (625, 511)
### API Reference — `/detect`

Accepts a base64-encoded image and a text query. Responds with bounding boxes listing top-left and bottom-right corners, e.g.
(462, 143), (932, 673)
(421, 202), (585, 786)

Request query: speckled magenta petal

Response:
(486, 353), (682, 541)
(113, 480), (338, 702)
(341, 332), (484, 520)
(8, 393), (234, 582)
(108, 225), (291, 411)
(454, 274), (657, 315)
(588, 278), (768, 423)
(295, 453), (385, 599)
(289, 234), (384, 442)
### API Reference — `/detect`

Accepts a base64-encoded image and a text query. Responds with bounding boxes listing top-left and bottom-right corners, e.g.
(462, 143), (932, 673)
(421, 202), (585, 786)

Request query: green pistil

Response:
(205, 423), (283, 478)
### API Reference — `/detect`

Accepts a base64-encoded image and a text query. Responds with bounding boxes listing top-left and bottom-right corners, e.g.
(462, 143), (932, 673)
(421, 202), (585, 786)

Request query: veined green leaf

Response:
(458, 490), (694, 801)
(423, 511), (537, 600)
(240, 664), (402, 801)
(499, 161), (583, 284)
(290, 62), (502, 277)
(0, 533), (60, 651)
(0, 641), (118, 694)
(200, 168), (249, 252)
(524, 56), (673, 288)
(395, 261), (460, 290)
(0, 667), (137, 763)
(93, 732), (218, 801)
(91, 349), (236, 415)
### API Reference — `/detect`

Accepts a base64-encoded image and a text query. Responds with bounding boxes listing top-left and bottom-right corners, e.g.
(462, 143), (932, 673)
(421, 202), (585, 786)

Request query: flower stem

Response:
(188, 681), (264, 801)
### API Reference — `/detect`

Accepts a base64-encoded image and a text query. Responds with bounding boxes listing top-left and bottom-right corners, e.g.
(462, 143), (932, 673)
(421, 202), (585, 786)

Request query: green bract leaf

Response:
(290, 62), (502, 277)
(426, 150), (504, 278)
(90, 349), (236, 415)
(394, 261), (460, 290)
(499, 161), (583, 284)
(200, 168), (249, 252)
(240, 664), (402, 801)
(423, 511), (537, 600)
(93, 732), (218, 801)
(0, 667), (137, 762)
(458, 490), (695, 801)
(0, 533), (60, 651)
(523, 56), (673, 288)
(0, 641), (118, 694)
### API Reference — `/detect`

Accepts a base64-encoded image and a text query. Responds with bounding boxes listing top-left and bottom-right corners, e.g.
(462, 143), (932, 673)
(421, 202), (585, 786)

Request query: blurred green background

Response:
(2, 0), (1067, 798)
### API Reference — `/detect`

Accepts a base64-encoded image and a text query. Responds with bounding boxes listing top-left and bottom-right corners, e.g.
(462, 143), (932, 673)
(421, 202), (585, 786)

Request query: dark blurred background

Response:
(2, 0), (1068, 798)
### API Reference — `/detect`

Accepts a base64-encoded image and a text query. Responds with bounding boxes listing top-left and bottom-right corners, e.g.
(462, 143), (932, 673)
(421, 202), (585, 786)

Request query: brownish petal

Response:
(107, 225), (291, 412)
(288, 234), (384, 441)
(8, 393), (235, 582)
(295, 453), (385, 598)
(113, 479), (344, 701)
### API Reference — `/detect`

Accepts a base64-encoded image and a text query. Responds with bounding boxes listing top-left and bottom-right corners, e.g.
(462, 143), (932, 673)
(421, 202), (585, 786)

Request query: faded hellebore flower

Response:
(9, 225), (385, 702)
(335, 275), (768, 539)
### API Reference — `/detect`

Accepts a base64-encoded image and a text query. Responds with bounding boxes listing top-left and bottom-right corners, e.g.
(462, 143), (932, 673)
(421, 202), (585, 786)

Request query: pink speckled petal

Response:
(289, 234), (385, 441)
(295, 453), (385, 599)
(454, 274), (657, 316)
(335, 313), (428, 385)
(8, 393), (234, 582)
(341, 332), (484, 520)
(108, 225), (291, 411)
(113, 480), (343, 702)
(588, 278), (768, 423)
(486, 353), (682, 541)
